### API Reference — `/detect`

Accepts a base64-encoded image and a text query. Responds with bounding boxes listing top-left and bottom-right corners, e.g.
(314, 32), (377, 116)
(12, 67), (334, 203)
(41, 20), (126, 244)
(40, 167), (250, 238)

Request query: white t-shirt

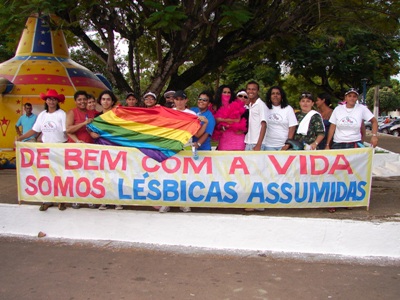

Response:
(32, 109), (67, 143)
(329, 104), (374, 143)
(244, 98), (268, 145)
(173, 108), (196, 115)
(265, 105), (298, 148)
(173, 107), (196, 146)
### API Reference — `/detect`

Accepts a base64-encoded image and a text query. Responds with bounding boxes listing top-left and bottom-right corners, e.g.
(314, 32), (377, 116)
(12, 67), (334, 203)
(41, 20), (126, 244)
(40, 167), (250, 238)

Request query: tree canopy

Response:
(0, 0), (399, 100)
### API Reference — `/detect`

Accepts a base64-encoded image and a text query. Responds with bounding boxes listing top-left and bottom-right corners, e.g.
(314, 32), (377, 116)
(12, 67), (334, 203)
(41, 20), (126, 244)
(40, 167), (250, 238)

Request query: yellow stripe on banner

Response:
(99, 113), (194, 143)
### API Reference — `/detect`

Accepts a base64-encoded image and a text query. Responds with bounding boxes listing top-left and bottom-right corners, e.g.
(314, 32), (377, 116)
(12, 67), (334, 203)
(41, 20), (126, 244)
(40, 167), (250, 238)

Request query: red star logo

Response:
(1, 116), (9, 125)
(16, 109), (21, 114)
(16, 100), (21, 104)
(31, 88), (36, 91)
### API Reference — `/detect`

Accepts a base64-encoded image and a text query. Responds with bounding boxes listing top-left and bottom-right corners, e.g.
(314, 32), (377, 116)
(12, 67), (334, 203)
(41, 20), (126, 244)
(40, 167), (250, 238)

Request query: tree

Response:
(1, 0), (399, 99)
(366, 86), (400, 115)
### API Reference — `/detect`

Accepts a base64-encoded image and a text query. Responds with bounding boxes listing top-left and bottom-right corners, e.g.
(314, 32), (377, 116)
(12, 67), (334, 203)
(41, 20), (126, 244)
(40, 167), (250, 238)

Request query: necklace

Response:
(345, 106), (354, 113)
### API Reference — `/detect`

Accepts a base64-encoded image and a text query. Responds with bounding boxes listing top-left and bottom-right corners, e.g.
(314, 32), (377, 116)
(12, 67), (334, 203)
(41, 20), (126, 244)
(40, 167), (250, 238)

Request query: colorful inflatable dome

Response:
(0, 14), (110, 150)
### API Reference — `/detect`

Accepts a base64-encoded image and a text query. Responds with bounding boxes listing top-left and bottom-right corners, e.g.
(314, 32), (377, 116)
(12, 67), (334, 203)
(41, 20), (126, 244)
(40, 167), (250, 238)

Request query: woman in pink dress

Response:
(213, 87), (248, 150)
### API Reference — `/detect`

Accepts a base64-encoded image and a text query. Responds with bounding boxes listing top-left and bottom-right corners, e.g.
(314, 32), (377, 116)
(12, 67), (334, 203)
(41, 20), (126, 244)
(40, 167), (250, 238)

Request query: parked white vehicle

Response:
(389, 124), (400, 137)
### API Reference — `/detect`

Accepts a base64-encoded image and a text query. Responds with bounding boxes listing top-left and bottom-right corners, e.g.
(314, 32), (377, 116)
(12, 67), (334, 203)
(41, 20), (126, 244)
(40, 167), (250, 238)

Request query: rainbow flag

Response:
(87, 106), (201, 162)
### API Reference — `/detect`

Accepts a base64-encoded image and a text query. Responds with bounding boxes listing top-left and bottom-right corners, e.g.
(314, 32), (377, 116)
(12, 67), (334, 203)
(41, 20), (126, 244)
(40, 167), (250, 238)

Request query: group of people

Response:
(15, 81), (379, 213)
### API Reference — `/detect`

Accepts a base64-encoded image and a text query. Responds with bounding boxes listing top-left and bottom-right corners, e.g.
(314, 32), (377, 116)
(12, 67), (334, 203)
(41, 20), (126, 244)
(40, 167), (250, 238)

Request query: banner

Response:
(16, 142), (373, 209)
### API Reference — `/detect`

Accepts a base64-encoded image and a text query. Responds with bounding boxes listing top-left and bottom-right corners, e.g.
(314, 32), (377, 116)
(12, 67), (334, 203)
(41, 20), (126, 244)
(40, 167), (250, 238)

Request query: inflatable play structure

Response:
(0, 14), (110, 165)
(0, 14), (111, 168)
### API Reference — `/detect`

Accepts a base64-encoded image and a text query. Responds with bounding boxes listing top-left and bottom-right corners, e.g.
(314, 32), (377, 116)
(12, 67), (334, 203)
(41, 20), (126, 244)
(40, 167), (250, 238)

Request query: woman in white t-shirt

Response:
(265, 86), (298, 150)
(17, 89), (68, 211)
(325, 88), (378, 149)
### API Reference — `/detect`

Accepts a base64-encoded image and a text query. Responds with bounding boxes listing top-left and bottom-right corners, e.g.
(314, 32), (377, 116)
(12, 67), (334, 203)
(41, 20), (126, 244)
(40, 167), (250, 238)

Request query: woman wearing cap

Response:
(16, 89), (68, 211)
(143, 92), (158, 108)
(163, 90), (175, 108)
(213, 90), (248, 150)
(325, 88), (378, 150)
(293, 92), (325, 150)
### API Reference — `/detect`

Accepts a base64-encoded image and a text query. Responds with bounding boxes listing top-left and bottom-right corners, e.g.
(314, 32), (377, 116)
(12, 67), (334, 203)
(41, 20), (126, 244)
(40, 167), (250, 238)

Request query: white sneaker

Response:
(98, 204), (107, 210)
(72, 203), (80, 209)
(180, 207), (191, 213)
(159, 206), (170, 213)
(88, 203), (96, 209)
(115, 205), (123, 210)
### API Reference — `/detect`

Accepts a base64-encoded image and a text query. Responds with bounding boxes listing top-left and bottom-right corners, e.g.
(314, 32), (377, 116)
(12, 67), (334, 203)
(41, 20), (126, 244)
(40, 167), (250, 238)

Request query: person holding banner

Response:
(325, 88), (378, 149)
(293, 92), (325, 150)
(66, 90), (98, 209)
(190, 90), (216, 151)
(159, 90), (208, 213)
(66, 91), (97, 144)
(244, 81), (268, 151)
(16, 89), (68, 211)
(213, 90), (248, 150)
(265, 86), (298, 151)
(92, 90), (123, 211)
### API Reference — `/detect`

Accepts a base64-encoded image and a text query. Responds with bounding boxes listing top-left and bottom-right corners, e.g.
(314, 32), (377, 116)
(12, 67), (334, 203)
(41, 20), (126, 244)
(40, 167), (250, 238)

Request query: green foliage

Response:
(144, 2), (187, 32)
(366, 85), (400, 114)
(0, 0), (399, 111)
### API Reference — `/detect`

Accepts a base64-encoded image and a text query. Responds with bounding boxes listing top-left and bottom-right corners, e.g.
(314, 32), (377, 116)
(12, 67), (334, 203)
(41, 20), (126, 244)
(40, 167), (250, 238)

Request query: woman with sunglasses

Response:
(213, 89), (248, 150)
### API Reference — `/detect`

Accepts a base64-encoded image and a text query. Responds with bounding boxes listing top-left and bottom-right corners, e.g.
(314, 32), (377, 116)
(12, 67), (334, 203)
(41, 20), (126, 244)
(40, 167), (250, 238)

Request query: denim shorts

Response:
(245, 144), (268, 151)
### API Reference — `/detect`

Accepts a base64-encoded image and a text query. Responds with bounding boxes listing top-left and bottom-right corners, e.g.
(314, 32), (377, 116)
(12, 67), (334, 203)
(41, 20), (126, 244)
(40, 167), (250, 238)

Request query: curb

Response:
(1, 203), (399, 259)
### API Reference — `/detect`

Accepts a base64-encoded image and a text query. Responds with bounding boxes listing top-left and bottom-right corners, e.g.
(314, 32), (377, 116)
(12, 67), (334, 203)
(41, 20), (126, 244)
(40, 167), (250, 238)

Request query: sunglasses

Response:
(300, 93), (313, 100)
(198, 97), (209, 102)
(238, 95), (248, 99)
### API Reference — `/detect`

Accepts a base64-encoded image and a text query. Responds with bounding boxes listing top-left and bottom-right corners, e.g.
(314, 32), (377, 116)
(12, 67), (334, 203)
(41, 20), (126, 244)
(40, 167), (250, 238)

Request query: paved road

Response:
(0, 131), (399, 299)
(1, 236), (399, 300)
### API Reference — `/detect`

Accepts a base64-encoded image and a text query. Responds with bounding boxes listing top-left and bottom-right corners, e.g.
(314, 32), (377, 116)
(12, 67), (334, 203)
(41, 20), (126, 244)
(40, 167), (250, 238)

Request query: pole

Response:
(361, 78), (368, 105)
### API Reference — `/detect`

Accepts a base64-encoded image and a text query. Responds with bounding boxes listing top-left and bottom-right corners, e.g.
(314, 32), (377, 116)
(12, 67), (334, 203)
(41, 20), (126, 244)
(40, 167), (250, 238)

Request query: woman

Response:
(86, 94), (99, 113)
(213, 90), (248, 150)
(265, 86), (298, 150)
(315, 93), (333, 149)
(325, 88), (378, 213)
(325, 88), (378, 150)
(66, 90), (98, 209)
(16, 89), (68, 211)
(293, 92), (325, 150)
(92, 90), (123, 211)
(143, 92), (158, 108)
(126, 92), (139, 107)
(159, 90), (209, 213)
(66, 90), (97, 144)
(209, 85), (235, 115)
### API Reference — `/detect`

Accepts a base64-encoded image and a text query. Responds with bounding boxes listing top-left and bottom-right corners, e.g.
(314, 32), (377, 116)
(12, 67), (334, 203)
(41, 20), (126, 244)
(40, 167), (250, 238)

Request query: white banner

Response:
(16, 142), (373, 209)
